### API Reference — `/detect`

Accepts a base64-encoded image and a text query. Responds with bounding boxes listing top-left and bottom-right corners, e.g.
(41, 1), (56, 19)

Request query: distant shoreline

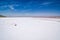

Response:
(0, 16), (60, 19)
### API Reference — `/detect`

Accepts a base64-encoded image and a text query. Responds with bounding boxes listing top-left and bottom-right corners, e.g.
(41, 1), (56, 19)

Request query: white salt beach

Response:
(0, 17), (60, 40)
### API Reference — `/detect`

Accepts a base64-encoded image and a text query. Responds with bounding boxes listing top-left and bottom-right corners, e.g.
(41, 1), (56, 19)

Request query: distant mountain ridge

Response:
(0, 15), (6, 17)
(0, 15), (60, 18)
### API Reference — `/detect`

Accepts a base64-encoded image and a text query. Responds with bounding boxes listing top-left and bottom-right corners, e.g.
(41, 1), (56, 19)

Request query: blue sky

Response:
(0, 0), (60, 16)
